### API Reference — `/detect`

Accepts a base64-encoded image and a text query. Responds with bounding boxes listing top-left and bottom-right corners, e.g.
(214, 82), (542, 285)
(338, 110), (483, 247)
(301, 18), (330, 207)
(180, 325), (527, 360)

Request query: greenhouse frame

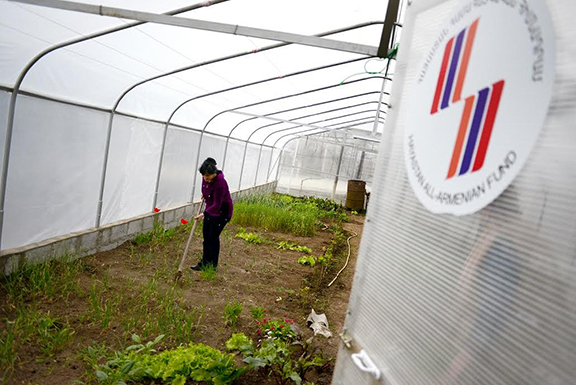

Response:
(0, 0), (399, 253)
(1, 0), (576, 384)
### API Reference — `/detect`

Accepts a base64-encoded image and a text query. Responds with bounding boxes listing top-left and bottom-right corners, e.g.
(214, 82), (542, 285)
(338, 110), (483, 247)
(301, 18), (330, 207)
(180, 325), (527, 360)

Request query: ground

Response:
(1, 212), (364, 385)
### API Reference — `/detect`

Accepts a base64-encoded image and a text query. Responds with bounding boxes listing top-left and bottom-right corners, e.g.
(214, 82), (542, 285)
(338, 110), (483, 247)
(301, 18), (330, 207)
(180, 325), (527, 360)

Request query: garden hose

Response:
(327, 231), (358, 288)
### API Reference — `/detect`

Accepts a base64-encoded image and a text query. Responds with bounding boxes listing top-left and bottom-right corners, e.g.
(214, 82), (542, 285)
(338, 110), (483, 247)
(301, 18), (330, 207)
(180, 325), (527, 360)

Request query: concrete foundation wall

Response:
(0, 181), (277, 275)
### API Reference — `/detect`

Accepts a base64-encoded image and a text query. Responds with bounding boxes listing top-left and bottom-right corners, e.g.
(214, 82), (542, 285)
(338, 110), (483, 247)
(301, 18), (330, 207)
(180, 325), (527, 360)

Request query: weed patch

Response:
(223, 301), (243, 327)
(200, 264), (218, 281)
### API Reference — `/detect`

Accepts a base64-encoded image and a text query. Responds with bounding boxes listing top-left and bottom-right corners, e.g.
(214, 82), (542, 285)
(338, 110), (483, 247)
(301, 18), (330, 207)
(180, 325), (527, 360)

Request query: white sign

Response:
(404, 0), (555, 215)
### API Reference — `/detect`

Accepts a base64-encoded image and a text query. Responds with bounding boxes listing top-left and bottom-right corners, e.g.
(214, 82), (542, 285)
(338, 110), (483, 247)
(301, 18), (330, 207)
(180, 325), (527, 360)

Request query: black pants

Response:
(201, 214), (229, 268)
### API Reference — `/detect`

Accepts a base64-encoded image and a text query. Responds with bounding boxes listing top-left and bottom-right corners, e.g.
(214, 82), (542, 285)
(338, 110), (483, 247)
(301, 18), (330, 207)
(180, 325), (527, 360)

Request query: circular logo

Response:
(404, 0), (555, 215)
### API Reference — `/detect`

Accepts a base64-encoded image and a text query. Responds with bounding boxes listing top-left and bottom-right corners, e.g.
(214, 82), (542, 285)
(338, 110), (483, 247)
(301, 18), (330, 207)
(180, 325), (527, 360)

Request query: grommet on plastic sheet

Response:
(351, 349), (381, 380)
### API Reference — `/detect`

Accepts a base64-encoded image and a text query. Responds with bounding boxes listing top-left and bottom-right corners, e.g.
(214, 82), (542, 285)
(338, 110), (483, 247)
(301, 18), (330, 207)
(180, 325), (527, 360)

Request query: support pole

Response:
(237, 140), (249, 191)
(287, 139), (300, 195)
(356, 150), (366, 179)
(274, 150), (283, 182)
(332, 145), (345, 200)
(372, 77), (387, 135)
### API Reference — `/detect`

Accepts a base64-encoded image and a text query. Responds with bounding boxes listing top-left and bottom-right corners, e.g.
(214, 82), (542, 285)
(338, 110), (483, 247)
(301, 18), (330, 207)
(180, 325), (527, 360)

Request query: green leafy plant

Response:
(298, 286), (314, 311)
(276, 241), (312, 254)
(223, 301), (243, 327)
(77, 341), (110, 384)
(90, 335), (246, 385)
(225, 333), (253, 355)
(300, 228), (348, 289)
(297, 255), (320, 267)
(235, 228), (266, 244)
(249, 306), (265, 322)
(226, 333), (327, 385)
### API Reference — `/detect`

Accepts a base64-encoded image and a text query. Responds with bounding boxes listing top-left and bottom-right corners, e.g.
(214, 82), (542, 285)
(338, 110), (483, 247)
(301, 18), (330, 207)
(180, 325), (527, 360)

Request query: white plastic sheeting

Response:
(0, 0), (395, 250)
(333, 0), (576, 383)
(155, 126), (199, 210)
(4, 96), (107, 249)
(101, 115), (163, 225)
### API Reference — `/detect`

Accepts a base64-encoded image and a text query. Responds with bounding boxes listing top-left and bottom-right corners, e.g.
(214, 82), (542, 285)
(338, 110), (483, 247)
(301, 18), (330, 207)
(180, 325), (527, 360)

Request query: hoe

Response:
(175, 200), (204, 281)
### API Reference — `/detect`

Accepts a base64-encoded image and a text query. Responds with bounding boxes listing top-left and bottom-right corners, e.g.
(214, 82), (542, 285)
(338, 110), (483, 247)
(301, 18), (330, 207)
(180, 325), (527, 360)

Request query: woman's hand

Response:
(194, 213), (204, 222)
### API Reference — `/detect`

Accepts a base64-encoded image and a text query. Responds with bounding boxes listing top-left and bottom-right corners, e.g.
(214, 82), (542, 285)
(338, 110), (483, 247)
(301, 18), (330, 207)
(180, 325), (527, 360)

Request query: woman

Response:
(191, 158), (234, 270)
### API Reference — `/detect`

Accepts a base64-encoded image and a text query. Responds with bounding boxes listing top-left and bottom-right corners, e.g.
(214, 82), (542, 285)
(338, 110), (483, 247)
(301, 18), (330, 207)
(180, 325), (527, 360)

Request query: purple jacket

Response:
(202, 171), (233, 218)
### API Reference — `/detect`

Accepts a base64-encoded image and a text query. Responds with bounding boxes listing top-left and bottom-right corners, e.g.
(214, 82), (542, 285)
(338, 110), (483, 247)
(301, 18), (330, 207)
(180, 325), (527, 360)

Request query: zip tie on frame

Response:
(339, 43), (399, 84)
(203, 0), (213, 6)
(351, 349), (381, 379)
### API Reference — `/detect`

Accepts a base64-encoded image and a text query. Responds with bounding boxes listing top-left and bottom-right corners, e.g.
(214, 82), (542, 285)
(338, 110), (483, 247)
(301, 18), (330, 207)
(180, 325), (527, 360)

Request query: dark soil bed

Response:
(1, 214), (364, 385)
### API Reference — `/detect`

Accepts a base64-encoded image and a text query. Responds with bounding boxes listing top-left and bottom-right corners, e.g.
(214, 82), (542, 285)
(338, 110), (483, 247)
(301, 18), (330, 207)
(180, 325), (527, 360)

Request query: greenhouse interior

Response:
(1, 0), (575, 384)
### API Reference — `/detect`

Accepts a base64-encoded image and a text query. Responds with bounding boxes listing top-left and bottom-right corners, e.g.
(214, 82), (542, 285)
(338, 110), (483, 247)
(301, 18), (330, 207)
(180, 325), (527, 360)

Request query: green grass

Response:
(35, 312), (75, 357)
(231, 195), (318, 236)
(0, 306), (75, 382)
(199, 264), (218, 281)
(231, 193), (349, 236)
(0, 319), (20, 382)
(1, 254), (84, 302)
(134, 221), (183, 247)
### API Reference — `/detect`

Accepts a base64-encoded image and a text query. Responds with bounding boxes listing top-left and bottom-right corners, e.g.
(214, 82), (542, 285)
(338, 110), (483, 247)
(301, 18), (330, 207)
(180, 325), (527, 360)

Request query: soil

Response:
(1, 214), (364, 385)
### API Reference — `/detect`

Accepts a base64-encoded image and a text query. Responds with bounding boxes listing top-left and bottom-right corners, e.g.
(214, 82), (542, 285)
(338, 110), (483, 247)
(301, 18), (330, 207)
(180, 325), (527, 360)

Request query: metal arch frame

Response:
(0, 0), (403, 250)
(191, 75), (389, 201)
(0, 0), (230, 249)
(101, 22), (382, 227)
(245, 101), (383, 187)
(154, 56), (368, 209)
(231, 109), (385, 189)
(235, 105), (388, 189)
(256, 108), (387, 185)
(272, 118), (382, 184)
(1, 16), (383, 243)
(270, 115), (386, 182)
(242, 93), (390, 186)
(220, 91), (382, 171)
(151, 57), (368, 209)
